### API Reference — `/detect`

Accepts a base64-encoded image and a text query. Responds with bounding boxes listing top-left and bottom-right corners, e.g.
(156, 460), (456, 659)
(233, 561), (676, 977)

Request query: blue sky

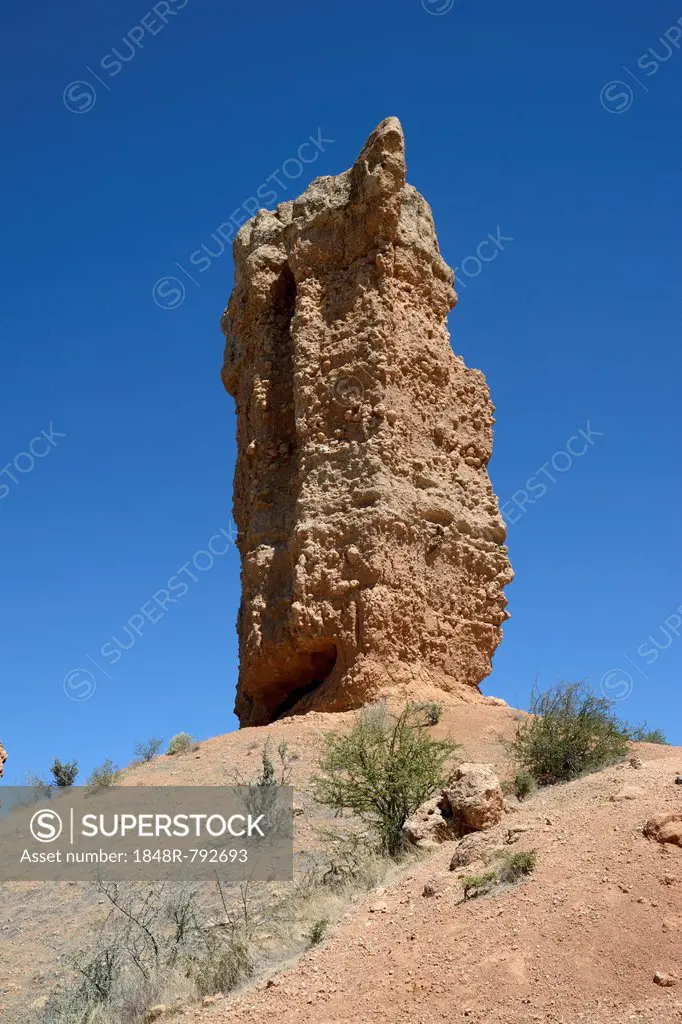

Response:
(1, 0), (681, 783)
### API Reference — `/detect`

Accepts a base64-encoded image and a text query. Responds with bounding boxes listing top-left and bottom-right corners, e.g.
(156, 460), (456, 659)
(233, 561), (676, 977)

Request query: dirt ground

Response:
(1, 700), (681, 1024)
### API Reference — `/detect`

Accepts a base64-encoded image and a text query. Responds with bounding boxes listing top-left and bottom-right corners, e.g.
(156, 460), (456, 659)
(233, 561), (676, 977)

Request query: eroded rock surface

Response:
(403, 795), (458, 849)
(403, 763), (505, 850)
(221, 117), (513, 727)
(0, 740), (7, 778)
(445, 762), (505, 832)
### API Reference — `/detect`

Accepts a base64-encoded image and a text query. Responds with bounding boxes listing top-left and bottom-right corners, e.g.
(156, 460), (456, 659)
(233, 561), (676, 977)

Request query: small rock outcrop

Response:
(644, 813), (682, 848)
(402, 795), (458, 849)
(0, 740), (6, 778)
(403, 763), (505, 849)
(653, 970), (677, 988)
(450, 828), (507, 869)
(445, 762), (505, 832)
(221, 117), (513, 727)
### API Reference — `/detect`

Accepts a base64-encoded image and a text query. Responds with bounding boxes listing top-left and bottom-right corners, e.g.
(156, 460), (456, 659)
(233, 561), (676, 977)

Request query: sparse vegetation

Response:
(41, 880), (251, 1024)
(133, 737), (163, 763)
(255, 739), (293, 787)
(497, 848), (537, 883)
(462, 871), (497, 900)
(85, 758), (120, 792)
(23, 772), (52, 802)
(50, 758), (79, 787)
(513, 769), (537, 801)
(511, 681), (630, 785)
(462, 849), (537, 900)
(229, 739), (295, 830)
(625, 722), (669, 745)
(193, 935), (252, 999)
(306, 918), (329, 946)
(166, 732), (197, 756)
(412, 700), (443, 726)
(40, 842), (404, 1024)
(313, 702), (458, 856)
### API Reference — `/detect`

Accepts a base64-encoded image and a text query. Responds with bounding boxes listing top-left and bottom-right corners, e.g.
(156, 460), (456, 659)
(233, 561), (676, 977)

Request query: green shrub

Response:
(497, 849), (537, 884)
(50, 759), (79, 787)
(412, 701), (443, 726)
(462, 850), (537, 900)
(625, 723), (668, 745)
(462, 871), (497, 900)
(133, 738), (163, 762)
(313, 702), (458, 856)
(85, 758), (120, 792)
(86, 757), (120, 794)
(511, 681), (629, 785)
(307, 918), (329, 946)
(255, 740), (293, 786)
(166, 733), (196, 756)
(513, 769), (537, 801)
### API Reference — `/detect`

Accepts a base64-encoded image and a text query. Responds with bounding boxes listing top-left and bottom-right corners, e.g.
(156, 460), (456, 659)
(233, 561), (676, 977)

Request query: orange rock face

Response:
(221, 117), (513, 727)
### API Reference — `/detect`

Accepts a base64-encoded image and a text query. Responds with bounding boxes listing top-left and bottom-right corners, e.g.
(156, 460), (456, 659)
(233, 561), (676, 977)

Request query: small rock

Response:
(675, 776), (682, 785)
(644, 814), (682, 848)
(630, 756), (642, 769)
(653, 971), (677, 988)
(611, 785), (645, 802)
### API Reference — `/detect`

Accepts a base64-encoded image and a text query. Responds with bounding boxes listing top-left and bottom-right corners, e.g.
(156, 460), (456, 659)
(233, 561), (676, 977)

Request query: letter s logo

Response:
(30, 809), (63, 843)
(152, 277), (186, 310)
(63, 81), (97, 114)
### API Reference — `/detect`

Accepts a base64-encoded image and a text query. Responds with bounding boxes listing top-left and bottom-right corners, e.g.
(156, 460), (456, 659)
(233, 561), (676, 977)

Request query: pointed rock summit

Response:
(221, 117), (513, 727)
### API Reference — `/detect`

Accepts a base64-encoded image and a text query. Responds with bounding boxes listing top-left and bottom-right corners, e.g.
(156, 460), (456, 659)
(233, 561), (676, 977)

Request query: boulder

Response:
(644, 813), (682, 848)
(653, 970), (677, 988)
(402, 795), (457, 849)
(0, 741), (6, 778)
(449, 829), (506, 870)
(611, 785), (645, 802)
(444, 763), (504, 832)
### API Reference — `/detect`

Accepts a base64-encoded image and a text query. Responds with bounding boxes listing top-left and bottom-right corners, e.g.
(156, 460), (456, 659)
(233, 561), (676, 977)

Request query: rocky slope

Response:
(186, 740), (682, 1024)
(0, 704), (680, 1024)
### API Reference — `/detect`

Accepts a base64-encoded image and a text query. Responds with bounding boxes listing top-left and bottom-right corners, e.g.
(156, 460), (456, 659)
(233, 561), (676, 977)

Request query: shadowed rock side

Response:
(221, 117), (513, 727)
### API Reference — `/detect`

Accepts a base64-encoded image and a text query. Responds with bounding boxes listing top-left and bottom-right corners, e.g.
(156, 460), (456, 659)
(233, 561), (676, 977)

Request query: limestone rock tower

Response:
(221, 117), (513, 727)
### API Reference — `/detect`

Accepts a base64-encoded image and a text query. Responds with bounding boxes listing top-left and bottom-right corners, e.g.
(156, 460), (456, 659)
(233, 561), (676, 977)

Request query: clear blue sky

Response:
(1, 0), (680, 783)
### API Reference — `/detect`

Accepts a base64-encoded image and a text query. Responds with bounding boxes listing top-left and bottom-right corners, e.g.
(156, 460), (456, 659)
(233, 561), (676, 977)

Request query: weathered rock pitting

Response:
(221, 117), (513, 727)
